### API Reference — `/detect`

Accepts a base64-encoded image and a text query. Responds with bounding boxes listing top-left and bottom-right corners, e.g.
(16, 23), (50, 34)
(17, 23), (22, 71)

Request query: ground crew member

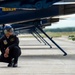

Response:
(0, 25), (21, 67)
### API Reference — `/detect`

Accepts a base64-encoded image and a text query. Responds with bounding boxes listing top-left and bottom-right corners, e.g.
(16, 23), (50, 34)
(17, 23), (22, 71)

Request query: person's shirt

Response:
(0, 34), (20, 54)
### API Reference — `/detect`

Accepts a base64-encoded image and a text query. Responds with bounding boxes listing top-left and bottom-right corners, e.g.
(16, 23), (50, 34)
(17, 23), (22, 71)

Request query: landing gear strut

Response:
(36, 26), (67, 56)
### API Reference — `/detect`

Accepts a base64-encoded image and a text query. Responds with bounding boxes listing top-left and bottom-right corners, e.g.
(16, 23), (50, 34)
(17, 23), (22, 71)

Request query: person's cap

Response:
(4, 25), (14, 34)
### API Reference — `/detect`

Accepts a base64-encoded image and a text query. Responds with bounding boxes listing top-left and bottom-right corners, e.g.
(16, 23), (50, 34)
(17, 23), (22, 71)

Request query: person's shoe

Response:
(7, 59), (14, 67)
(8, 63), (12, 67)
(13, 63), (18, 67)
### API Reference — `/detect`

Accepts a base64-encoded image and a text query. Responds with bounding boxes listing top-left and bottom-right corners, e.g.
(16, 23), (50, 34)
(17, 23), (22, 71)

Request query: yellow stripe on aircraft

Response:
(2, 8), (16, 11)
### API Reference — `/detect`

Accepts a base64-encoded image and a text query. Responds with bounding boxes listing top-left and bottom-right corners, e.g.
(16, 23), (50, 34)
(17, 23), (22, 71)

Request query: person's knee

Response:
(14, 46), (19, 50)
(0, 55), (9, 63)
(13, 46), (21, 56)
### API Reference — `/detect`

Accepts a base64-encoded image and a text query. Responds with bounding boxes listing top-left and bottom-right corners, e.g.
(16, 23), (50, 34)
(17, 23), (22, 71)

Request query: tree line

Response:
(44, 27), (75, 32)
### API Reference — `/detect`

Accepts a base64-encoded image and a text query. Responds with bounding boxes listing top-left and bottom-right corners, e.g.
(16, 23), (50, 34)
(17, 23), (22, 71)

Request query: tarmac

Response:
(0, 37), (75, 75)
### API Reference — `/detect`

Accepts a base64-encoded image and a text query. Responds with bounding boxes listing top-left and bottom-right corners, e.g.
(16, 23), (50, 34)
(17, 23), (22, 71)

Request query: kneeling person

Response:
(0, 25), (21, 67)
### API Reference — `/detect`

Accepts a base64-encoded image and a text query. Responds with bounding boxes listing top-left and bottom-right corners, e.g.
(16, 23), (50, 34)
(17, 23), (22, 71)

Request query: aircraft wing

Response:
(0, 2), (75, 25)
(0, 0), (74, 9)
(0, 0), (62, 9)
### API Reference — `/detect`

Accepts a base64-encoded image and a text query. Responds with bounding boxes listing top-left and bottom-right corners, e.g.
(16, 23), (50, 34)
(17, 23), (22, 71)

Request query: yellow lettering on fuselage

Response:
(2, 8), (16, 11)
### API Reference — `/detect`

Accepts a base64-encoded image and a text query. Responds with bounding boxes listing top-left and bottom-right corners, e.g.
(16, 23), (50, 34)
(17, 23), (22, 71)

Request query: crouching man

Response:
(0, 25), (21, 67)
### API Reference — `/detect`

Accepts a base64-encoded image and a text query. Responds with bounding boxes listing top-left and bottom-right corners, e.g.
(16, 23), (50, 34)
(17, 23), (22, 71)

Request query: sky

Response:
(46, 14), (75, 29)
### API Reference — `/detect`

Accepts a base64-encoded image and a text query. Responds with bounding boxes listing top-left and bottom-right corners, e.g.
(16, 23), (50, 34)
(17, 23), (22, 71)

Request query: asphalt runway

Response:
(0, 37), (75, 75)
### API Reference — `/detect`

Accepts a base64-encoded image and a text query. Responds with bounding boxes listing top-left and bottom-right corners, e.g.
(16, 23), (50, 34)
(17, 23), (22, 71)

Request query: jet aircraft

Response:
(0, 0), (75, 56)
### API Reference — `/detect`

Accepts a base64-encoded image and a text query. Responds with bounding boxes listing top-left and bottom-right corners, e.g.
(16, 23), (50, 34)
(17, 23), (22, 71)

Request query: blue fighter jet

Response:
(0, 0), (75, 56)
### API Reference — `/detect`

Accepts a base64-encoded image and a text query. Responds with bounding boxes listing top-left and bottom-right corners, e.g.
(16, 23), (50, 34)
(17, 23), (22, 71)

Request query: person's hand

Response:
(4, 47), (9, 58)
(4, 53), (9, 58)
(5, 47), (10, 54)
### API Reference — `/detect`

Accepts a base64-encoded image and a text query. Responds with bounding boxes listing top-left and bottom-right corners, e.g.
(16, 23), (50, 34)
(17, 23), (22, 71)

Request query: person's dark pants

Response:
(0, 46), (21, 64)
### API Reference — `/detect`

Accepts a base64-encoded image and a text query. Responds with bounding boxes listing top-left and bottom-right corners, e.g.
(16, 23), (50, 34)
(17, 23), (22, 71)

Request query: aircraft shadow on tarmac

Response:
(21, 48), (58, 50)
(20, 54), (75, 60)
